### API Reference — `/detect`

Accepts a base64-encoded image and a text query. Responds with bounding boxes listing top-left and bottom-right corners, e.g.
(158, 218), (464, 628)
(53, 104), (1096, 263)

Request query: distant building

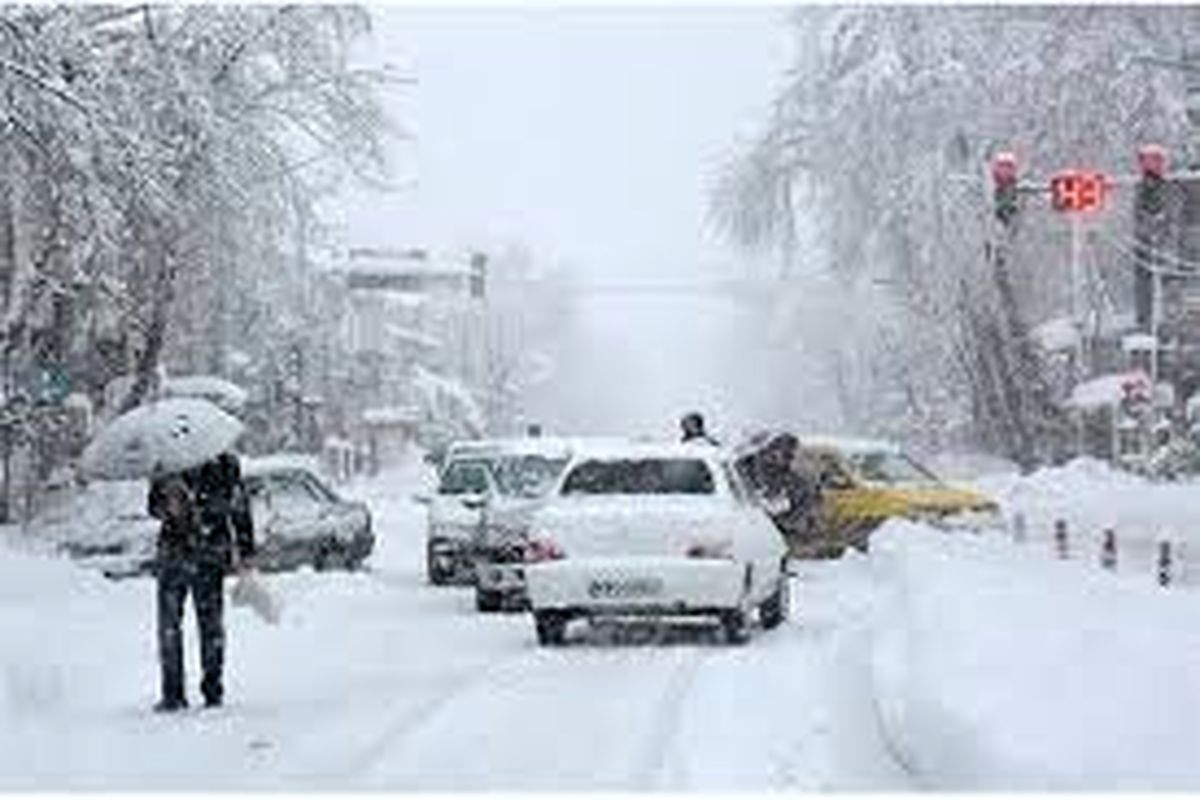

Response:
(321, 246), (489, 465)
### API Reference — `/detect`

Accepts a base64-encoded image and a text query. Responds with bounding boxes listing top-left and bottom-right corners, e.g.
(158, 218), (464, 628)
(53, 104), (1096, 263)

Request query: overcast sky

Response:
(342, 7), (796, 436)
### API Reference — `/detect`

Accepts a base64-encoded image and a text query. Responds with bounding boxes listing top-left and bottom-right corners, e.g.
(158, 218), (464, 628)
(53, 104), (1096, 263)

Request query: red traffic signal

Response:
(1050, 170), (1107, 213)
(1137, 144), (1167, 179)
(991, 152), (1018, 187)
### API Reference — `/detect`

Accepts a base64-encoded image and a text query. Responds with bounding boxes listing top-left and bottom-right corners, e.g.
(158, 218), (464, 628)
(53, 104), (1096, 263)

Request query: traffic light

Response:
(1133, 144), (1169, 331)
(991, 152), (1019, 225)
(1136, 144), (1168, 216)
(1049, 170), (1107, 213)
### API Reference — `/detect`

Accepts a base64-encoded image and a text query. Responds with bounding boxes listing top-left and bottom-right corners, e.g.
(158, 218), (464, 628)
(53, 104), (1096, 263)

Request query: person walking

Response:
(148, 452), (255, 712)
(679, 412), (720, 446)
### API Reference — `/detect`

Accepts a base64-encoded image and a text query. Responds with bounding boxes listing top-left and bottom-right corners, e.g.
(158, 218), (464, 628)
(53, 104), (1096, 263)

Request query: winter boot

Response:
(154, 696), (189, 713)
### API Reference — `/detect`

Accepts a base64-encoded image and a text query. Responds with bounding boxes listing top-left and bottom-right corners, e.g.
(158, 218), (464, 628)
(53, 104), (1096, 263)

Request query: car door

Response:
(723, 460), (786, 601)
(294, 470), (366, 542)
(253, 471), (334, 568)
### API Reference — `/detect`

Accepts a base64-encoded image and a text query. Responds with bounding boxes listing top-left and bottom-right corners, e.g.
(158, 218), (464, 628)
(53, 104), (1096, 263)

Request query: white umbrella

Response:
(80, 397), (244, 481)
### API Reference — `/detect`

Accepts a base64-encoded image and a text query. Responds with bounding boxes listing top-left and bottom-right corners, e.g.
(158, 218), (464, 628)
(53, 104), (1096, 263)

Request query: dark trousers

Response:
(157, 561), (226, 704)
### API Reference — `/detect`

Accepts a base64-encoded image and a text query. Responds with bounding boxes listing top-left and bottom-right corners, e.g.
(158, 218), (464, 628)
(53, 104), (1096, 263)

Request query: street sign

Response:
(1050, 171), (1108, 212)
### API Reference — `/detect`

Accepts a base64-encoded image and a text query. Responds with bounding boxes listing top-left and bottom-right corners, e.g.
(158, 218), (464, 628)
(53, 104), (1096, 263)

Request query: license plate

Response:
(587, 576), (664, 599)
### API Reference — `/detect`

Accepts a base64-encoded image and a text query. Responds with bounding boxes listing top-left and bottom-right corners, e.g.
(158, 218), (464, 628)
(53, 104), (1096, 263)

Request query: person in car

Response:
(680, 412), (720, 446)
(148, 452), (255, 713)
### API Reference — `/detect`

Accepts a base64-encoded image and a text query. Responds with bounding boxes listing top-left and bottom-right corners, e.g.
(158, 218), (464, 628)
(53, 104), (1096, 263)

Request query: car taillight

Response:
(523, 536), (565, 563)
(686, 538), (733, 560)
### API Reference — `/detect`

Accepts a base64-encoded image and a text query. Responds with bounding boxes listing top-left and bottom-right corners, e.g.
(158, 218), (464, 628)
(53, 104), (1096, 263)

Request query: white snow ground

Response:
(3, 453), (1200, 790)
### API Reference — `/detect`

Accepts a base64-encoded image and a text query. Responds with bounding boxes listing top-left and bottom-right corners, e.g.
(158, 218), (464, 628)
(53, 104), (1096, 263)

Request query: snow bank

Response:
(0, 548), (120, 726)
(979, 455), (1200, 556)
(869, 521), (1200, 790)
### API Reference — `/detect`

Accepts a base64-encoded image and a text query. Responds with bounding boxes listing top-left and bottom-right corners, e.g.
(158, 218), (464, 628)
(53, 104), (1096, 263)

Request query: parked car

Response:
(34, 478), (160, 579)
(415, 437), (574, 611)
(242, 456), (374, 572)
(522, 443), (789, 646)
(736, 433), (999, 557)
(33, 456), (372, 578)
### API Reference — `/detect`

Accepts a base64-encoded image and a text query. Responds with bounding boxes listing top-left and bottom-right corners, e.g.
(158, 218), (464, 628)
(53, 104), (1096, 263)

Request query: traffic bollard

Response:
(1158, 540), (1173, 588)
(1054, 519), (1069, 560)
(1012, 512), (1027, 544)
(1100, 528), (1117, 571)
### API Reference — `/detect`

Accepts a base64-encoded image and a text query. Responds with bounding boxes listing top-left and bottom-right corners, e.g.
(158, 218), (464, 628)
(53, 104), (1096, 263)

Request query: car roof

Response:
(564, 440), (731, 463)
(241, 454), (324, 478)
(797, 435), (901, 455)
(731, 431), (903, 461)
(445, 435), (625, 461)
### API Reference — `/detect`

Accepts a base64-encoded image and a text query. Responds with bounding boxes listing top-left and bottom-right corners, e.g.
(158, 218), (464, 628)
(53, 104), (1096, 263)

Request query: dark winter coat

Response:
(149, 455), (255, 571)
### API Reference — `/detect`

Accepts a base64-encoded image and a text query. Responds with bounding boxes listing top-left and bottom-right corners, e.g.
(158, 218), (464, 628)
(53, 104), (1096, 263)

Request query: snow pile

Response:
(869, 521), (1200, 790)
(978, 457), (1200, 553)
(0, 548), (123, 726)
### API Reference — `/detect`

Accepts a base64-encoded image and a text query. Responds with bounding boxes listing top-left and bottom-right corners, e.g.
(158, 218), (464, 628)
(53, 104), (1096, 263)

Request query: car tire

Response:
(426, 543), (450, 586)
(313, 544), (333, 572)
(476, 587), (503, 613)
(760, 578), (789, 631)
(534, 610), (568, 646)
(720, 609), (750, 645)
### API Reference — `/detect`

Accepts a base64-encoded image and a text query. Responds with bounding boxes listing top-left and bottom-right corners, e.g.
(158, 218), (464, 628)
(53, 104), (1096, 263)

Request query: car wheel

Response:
(313, 545), (332, 571)
(534, 610), (568, 646)
(475, 587), (503, 613)
(720, 609), (750, 645)
(760, 577), (789, 630)
(426, 543), (450, 585)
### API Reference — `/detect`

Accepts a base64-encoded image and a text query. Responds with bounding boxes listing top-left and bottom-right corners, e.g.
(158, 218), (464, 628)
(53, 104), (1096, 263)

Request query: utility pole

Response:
(1069, 214), (1085, 385)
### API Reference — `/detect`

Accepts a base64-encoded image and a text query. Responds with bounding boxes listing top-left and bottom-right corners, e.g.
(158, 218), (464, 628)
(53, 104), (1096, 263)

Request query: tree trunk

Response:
(119, 236), (175, 413)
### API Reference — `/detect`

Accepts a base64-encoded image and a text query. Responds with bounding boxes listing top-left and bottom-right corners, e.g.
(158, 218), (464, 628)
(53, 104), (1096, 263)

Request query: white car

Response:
(522, 443), (790, 645)
(417, 438), (573, 601)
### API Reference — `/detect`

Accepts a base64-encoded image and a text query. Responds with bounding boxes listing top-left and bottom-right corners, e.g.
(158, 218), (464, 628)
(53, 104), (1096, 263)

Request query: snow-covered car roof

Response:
(796, 435), (901, 455)
(446, 436), (596, 461)
(241, 453), (325, 478)
(562, 440), (732, 463)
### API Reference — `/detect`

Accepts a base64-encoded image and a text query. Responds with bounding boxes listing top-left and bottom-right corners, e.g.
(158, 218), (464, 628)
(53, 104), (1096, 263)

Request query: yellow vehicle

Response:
(797, 436), (999, 557)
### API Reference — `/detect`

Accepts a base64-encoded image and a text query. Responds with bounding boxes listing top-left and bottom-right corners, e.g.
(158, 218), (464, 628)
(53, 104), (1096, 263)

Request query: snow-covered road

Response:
(0, 458), (909, 791)
(10, 455), (1200, 790)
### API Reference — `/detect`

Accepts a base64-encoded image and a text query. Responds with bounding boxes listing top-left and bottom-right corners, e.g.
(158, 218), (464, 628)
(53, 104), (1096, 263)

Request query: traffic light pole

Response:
(1070, 215), (1085, 387)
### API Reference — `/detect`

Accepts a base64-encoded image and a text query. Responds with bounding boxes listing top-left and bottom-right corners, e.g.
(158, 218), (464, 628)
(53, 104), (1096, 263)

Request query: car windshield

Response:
(561, 458), (715, 495)
(438, 460), (491, 495)
(491, 454), (569, 498)
(846, 450), (940, 485)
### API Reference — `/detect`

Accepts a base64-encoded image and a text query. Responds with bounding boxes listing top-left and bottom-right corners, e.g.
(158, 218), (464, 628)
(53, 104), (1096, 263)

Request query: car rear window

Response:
(561, 458), (715, 495)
